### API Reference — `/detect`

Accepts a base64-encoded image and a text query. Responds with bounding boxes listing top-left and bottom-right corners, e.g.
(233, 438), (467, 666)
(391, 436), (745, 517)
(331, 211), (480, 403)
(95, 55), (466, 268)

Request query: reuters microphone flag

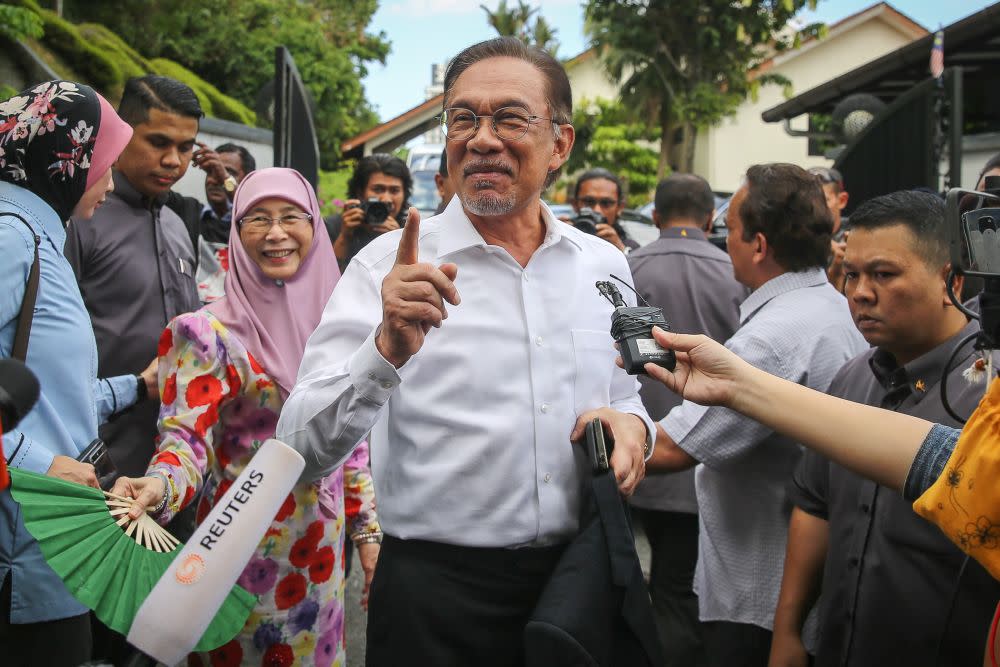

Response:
(127, 439), (305, 664)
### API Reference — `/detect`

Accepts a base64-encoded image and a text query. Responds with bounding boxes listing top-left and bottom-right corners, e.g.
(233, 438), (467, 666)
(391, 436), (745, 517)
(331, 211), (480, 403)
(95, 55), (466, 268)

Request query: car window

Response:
(409, 170), (440, 213)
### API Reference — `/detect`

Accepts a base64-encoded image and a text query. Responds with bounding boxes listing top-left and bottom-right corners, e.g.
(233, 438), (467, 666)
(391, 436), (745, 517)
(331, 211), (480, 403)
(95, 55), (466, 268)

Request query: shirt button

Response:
(535, 336), (544, 346)
(540, 403), (550, 413)
(544, 473), (552, 483)
(522, 274), (529, 282)
(848, 556), (860, 568)
(860, 504), (870, 513)
(380, 381), (393, 389)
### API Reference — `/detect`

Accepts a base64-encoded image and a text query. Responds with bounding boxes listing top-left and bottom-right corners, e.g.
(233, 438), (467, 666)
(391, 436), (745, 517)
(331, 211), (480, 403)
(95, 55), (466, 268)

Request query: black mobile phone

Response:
(585, 418), (614, 473)
(77, 438), (118, 490)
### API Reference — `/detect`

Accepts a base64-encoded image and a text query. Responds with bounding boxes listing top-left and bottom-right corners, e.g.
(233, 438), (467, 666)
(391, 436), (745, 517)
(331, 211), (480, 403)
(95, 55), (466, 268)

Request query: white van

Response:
(406, 143), (445, 171)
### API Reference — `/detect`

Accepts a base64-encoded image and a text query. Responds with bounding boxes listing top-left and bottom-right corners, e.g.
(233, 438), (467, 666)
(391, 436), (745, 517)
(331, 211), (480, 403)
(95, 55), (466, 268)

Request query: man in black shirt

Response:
(771, 190), (1000, 667)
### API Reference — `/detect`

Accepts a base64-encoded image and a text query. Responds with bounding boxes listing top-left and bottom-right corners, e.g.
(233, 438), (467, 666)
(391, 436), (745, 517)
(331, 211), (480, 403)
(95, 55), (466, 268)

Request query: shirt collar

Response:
(739, 267), (829, 324)
(112, 170), (167, 210)
(435, 197), (583, 260)
(659, 226), (707, 241)
(869, 317), (979, 395)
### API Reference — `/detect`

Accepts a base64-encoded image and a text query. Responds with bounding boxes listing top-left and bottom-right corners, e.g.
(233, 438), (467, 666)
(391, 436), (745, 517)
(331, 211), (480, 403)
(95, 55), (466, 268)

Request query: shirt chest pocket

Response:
(571, 329), (618, 414)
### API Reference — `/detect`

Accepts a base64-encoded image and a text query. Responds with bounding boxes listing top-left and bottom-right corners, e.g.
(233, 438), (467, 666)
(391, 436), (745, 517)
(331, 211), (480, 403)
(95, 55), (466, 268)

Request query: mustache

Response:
(463, 160), (513, 177)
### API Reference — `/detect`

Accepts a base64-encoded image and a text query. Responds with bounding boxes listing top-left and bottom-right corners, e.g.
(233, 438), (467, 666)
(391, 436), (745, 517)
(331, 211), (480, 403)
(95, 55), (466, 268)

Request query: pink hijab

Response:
(207, 168), (340, 398)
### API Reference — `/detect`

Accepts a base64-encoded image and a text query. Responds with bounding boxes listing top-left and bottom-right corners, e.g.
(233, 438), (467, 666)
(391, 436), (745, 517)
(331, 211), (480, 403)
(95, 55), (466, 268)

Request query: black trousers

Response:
(366, 534), (565, 667)
(702, 620), (772, 667)
(633, 507), (705, 667)
(0, 573), (91, 667)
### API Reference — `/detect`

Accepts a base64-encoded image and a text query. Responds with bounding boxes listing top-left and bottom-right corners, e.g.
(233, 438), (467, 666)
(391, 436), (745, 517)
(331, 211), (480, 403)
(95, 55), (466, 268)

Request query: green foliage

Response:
(1, 0), (254, 122)
(318, 165), (354, 217)
(0, 4), (42, 41)
(62, 0), (390, 169)
(482, 0), (559, 56)
(585, 0), (825, 173)
(569, 98), (660, 207)
(0, 84), (19, 101)
(150, 58), (256, 126)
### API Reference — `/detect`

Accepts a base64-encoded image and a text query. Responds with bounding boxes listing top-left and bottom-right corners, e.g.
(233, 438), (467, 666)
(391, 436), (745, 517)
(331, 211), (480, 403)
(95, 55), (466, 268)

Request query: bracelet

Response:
(148, 472), (169, 514)
(352, 530), (383, 545)
(135, 374), (148, 402)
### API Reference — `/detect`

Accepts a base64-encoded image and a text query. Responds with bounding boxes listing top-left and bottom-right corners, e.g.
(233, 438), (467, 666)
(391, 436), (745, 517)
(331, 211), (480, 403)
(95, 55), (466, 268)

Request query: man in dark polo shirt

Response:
(65, 75), (201, 478)
(628, 174), (747, 667)
(770, 190), (1000, 667)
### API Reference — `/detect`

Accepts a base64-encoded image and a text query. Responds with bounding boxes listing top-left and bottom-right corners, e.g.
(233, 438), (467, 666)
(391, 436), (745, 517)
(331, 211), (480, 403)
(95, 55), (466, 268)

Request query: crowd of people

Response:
(3, 33), (1000, 667)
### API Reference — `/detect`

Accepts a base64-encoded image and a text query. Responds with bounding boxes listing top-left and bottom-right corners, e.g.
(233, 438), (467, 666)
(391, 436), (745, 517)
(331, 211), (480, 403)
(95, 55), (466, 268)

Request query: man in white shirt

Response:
(276, 37), (654, 665)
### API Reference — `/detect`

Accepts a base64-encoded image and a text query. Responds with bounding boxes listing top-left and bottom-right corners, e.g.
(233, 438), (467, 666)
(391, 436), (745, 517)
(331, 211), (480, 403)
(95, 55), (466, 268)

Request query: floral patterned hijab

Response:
(0, 80), (132, 221)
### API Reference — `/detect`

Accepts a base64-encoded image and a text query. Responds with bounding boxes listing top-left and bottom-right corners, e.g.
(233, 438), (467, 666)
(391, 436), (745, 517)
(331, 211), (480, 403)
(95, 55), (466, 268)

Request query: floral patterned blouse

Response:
(148, 310), (379, 667)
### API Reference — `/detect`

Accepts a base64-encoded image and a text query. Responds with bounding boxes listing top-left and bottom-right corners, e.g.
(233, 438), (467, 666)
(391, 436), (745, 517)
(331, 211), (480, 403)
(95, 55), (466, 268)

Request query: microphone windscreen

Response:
(127, 439), (305, 662)
(0, 359), (40, 431)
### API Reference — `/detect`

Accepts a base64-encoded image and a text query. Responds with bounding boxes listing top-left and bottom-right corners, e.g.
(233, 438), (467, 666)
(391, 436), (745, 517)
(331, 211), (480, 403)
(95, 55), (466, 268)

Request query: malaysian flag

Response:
(930, 30), (945, 79)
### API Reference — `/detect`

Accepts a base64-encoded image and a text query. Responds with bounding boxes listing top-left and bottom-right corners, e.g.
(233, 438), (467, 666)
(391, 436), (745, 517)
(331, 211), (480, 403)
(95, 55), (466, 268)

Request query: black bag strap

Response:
(2, 213), (40, 361)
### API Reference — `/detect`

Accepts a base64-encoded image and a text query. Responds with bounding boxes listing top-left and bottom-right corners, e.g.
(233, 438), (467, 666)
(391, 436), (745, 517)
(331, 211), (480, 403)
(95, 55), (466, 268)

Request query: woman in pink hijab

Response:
(114, 168), (381, 666)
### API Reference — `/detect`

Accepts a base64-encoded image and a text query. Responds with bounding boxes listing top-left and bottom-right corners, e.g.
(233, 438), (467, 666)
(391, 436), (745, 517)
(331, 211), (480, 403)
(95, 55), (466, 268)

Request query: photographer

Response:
(568, 167), (638, 252)
(325, 153), (411, 271)
(808, 166), (850, 291)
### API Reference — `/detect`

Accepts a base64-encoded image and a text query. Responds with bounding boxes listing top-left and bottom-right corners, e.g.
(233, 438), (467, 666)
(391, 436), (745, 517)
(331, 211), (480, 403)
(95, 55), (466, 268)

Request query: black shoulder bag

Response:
(4, 213), (40, 362)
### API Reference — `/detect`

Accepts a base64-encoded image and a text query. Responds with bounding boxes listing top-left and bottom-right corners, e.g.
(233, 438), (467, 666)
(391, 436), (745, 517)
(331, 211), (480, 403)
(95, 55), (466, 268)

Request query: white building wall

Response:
(697, 18), (919, 192)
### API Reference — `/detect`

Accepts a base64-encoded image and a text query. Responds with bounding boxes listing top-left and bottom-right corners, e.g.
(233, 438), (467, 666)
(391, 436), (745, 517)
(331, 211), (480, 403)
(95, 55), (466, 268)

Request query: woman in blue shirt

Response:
(0, 80), (137, 666)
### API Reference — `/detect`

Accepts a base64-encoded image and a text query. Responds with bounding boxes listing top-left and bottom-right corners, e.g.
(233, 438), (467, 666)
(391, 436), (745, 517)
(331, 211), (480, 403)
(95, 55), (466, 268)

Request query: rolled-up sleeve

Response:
(94, 375), (139, 423)
(903, 423), (960, 502)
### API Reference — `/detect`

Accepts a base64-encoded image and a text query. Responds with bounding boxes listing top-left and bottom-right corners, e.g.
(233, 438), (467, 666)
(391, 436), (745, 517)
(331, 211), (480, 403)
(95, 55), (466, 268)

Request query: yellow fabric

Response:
(914, 377), (1000, 580)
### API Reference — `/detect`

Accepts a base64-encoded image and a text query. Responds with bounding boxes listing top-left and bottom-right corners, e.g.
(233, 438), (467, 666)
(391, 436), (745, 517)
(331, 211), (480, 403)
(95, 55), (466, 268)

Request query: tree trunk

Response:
(679, 122), (697, 173)
(658, 106), (673, 179)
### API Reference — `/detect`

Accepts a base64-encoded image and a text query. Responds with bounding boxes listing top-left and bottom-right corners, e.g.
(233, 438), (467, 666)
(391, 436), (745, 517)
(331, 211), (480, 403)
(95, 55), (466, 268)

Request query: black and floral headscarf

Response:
(0, 81), (112, 220)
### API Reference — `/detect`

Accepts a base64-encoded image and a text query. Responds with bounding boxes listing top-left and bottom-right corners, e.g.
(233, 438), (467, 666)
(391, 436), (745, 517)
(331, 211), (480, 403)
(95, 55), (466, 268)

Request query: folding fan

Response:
(8, 467), (255, 652)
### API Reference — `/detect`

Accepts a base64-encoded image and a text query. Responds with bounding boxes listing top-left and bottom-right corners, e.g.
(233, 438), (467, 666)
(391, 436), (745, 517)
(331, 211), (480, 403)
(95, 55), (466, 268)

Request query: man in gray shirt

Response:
(647, 163), (868, 667)
(628, 174), (746, 666)
(65, 76), (201, 478)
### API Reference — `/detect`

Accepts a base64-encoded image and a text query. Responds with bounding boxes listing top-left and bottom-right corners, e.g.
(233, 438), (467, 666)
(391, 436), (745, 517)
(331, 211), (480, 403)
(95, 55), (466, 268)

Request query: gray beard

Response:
(461, 190), (516, 217)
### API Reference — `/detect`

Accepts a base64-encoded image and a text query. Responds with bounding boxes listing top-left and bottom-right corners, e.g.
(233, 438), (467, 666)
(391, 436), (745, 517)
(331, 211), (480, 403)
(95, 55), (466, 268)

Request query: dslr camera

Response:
(570, 207), (605, 235)
(346, 198), (393, 226)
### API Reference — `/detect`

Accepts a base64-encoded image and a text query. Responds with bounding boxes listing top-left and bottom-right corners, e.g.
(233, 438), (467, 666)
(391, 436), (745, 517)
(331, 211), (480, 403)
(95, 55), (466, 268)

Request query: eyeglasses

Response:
(438, 106), (554, 141)
(579, 197), (619, 209)
(238, 213), (312, 233)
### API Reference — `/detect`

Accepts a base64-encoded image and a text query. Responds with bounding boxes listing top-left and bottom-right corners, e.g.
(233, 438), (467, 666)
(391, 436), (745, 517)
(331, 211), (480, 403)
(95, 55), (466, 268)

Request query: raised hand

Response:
(375, 207), (460, 368)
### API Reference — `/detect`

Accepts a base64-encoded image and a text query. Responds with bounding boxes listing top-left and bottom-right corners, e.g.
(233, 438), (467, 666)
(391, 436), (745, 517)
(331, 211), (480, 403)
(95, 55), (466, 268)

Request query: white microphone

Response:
(127, 439), (305, 664)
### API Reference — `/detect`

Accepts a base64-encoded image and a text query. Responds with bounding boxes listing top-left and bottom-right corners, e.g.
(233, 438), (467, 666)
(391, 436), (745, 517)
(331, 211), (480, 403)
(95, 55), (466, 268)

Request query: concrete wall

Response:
(168, 118), (273, 201)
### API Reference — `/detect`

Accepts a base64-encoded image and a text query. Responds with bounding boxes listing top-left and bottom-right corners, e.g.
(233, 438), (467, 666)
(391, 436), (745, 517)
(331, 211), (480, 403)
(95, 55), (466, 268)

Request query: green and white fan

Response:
(9, 468), (255, 652)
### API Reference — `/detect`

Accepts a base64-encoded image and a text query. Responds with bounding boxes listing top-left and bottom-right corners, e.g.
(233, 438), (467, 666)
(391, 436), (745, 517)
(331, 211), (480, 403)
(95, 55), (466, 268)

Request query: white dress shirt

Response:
(277, 197), (654, 548)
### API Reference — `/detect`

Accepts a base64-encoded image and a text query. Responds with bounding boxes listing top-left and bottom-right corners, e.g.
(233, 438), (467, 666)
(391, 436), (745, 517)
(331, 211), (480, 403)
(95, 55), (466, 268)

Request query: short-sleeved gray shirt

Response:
(662, 267), (868, 631)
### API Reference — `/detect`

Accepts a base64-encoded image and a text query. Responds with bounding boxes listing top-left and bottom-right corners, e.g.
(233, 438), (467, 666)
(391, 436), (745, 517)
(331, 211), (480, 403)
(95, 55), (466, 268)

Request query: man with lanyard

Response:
(770, 190), (1000, 667)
